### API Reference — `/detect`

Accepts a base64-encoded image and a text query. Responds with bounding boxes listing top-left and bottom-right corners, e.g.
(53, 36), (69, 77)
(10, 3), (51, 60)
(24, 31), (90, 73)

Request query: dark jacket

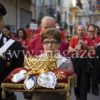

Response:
(0, 34), (24, 83)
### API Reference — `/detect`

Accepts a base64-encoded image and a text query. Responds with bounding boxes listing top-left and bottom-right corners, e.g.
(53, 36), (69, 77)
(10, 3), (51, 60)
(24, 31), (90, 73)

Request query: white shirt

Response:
(0, 33), (7, 43)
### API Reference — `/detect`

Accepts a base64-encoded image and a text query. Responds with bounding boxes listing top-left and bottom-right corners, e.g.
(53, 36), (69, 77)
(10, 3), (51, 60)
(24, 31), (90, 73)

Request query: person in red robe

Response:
(86, 24), (100, 96)
(28, 16), (68, 56)
(16, 28), (28, 50)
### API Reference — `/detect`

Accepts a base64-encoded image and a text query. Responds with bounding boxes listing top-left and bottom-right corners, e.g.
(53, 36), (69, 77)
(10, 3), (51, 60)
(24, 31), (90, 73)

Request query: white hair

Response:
(41, 16), (55, 23)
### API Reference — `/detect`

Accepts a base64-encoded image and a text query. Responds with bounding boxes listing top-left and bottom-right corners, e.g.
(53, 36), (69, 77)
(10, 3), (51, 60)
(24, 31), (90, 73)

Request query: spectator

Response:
(28, 16), (68, 56)
(2, 25), (12, 37)
(86, 24), (100, 95)
(69, 25), (94, 100)
(16, 28), (28, 50)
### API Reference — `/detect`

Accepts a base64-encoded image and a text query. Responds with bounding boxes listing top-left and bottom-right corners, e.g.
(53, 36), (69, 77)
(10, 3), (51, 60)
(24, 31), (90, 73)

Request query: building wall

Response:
(0, 0), (33, 29)
(35, 0), (57, 21)
(0, 0), (17, 26)
(18, 0), (32, 28)
(60, 0), (72, 23)
(76, 0), (100, 27)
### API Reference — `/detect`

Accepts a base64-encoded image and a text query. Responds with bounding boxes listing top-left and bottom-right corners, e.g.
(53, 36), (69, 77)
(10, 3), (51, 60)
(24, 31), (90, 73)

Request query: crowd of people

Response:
(0, 3), (100, 100)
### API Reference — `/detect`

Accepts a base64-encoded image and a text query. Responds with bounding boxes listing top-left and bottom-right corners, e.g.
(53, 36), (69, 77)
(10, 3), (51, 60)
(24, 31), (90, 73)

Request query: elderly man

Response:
(0, 3), (24, 100)
(69, 25), (94, 100)
(28, 16), (67, 56)
(86, 24), (100, 95)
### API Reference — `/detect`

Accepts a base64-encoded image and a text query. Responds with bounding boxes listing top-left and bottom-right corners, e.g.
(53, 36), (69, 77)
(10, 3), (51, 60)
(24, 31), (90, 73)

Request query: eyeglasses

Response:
(43, 40), (58, 45)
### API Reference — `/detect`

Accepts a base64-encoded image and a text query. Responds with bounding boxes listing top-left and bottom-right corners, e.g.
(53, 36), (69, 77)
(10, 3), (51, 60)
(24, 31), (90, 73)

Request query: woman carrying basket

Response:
(29, 28), (74, 100)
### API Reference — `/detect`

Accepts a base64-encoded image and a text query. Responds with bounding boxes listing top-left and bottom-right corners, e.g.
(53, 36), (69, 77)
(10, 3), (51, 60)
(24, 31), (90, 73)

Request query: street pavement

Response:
(16, 86), (100, 100)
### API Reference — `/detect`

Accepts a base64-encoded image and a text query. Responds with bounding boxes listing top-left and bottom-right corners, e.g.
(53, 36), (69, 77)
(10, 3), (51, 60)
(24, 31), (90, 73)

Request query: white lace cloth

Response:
(37, 71), (57, 89)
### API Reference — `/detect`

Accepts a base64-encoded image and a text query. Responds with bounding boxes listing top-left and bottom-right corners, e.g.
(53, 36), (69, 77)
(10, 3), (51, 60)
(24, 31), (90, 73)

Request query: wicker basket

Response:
(24, 56), (57, 75)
